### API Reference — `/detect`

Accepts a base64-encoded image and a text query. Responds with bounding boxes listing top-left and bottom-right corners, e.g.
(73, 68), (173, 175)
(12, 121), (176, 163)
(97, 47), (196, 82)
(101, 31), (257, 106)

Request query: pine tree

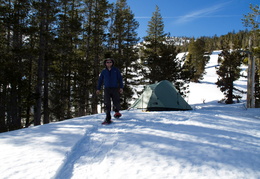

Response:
(142, 5), (167, 83)
(0, 1), (9, 132)
(144, 5), (166, 49)
(19, 1), (40, 127)
(216, 40), (243, 104)
(108, 0), (140, 109)
(33, 0), (59, 125)
(140, 6), (191, 96)
(0, 0), (32, 130)
(49, 0), (83, 120)
(186, 38), (209, 82)
(82, 0), (110, 114)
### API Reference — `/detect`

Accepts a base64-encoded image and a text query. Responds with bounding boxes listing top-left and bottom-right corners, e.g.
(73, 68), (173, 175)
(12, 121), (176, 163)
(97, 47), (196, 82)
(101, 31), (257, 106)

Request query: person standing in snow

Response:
(96, 58), (123, 124)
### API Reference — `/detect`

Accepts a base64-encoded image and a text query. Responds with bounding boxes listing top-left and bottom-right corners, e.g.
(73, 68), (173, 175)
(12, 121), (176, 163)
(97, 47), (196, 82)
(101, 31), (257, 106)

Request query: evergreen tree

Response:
(141, 6), (191, 96)
(21, 2), (40, 127)
(0, 0), (32, 130)
(82, 0), (110, 114)
(49, 0), (82, 121)
(0, 1), (9, 132)
(142, 5), (167, 83)
(108, 0), (140, 109)
(144, 5), (166, 48)
(186, 38), (209, 82)
(216, 40), (243, 104)
(33, 0), (58, 125)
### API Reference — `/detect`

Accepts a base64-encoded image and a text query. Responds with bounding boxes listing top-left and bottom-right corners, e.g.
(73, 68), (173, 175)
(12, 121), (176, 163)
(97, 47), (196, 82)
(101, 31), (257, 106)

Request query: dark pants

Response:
(104, 88), (121, 116)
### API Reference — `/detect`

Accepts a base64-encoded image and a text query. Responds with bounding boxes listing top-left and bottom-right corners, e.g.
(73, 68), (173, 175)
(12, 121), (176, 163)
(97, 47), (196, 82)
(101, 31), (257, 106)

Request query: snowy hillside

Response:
(1, 51), (260, 179)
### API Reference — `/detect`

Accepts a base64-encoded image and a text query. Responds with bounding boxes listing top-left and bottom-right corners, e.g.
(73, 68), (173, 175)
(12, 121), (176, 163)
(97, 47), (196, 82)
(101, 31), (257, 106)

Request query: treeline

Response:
(0, 0), (140, 132)
(176, 29), (258, 52)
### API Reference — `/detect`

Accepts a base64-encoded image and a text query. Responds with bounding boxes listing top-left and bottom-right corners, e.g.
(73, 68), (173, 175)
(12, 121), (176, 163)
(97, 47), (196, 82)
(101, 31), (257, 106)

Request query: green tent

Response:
(131, 80), (192, 111)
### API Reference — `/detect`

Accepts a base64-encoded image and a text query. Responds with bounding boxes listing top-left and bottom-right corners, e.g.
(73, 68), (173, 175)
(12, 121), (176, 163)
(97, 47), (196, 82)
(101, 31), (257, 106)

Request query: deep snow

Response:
(0, 51), (259, 179)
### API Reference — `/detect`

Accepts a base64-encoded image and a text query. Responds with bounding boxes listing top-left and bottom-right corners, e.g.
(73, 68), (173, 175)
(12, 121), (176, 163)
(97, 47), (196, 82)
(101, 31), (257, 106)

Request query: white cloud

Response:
(174, 2), (231, 24)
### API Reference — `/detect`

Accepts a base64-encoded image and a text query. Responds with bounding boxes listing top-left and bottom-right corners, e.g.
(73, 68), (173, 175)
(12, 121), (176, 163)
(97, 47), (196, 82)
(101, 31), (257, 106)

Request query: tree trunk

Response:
(34, 0), (46, 126)
(247, 37), (255, 108)
(0, 86), (7, 132)
(26, 56), (33, 127)
(43, 54), (49, 124)
(91, 54), (99, 114)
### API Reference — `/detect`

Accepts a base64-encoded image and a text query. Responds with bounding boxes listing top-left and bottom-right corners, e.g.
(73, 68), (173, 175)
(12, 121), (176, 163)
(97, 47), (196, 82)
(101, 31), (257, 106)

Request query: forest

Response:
(0, 0), (259, 132)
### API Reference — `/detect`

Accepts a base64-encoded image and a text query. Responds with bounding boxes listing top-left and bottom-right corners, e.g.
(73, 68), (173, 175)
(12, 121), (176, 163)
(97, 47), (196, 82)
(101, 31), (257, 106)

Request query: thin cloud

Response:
(135, 16), (152, 19)
(135, 14), (240, 19)
(174, 2), (231, 24)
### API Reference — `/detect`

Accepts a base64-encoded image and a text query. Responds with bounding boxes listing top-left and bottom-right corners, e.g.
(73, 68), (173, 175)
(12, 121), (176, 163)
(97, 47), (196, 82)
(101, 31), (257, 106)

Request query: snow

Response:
(1, 51), (260, 179)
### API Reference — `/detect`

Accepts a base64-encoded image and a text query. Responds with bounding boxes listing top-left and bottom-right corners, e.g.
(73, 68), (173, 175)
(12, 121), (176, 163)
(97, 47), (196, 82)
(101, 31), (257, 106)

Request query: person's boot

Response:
(102, 112), (112, 124)
(114, 112), (122, 119)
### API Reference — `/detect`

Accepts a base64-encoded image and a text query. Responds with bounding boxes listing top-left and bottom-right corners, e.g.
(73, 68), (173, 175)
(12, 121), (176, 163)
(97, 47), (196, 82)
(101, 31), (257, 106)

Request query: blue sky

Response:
(109, 0), (259, 40)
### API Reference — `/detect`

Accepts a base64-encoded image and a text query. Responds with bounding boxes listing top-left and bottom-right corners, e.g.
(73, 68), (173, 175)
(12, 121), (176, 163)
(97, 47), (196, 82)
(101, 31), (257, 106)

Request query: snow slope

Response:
(1, 51), (260, 179)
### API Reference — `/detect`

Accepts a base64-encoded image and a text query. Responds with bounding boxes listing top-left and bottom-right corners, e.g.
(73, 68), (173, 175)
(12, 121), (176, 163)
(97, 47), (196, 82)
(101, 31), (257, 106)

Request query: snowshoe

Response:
(102, 112), (113, 124)
(114, 112), (122, 119)
(102, 120), (113, 125)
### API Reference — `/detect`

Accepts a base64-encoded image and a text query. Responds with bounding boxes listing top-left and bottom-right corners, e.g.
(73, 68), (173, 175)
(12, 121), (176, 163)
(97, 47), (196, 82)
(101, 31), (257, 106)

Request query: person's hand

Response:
(119, 88), (123, 94)
(96, 90), (100, 95)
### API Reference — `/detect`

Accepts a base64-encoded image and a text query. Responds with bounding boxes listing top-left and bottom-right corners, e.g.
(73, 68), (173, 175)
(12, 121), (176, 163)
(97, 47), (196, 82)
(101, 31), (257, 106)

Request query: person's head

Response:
(104, 58), (114, 68)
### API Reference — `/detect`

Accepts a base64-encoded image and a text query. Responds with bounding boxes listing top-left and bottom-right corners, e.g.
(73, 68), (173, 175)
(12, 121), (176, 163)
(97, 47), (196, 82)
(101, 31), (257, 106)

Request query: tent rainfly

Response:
(131, 80), (192, 111)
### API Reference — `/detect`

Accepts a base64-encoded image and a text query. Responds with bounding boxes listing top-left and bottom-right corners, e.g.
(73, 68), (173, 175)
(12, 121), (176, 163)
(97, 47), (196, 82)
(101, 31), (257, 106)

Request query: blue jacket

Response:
(97, 67), (123, 90)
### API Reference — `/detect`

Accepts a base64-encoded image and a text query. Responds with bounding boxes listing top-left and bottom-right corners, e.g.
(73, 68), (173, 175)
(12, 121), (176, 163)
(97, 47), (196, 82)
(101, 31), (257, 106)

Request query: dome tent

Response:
(131, 80), (192, 111)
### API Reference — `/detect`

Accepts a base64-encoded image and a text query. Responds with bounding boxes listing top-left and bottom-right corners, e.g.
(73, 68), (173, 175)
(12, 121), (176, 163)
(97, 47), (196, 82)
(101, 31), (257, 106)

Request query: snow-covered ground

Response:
(1, 51), (260, 179)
